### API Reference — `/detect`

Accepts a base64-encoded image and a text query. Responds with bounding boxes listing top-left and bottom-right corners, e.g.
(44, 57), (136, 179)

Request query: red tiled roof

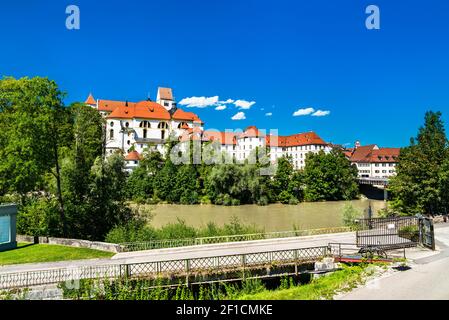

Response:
(107, 101), (171, 120)
(98, 100), (136, 112)
(241, 126), (265, 138)
(349, 145), (400, 163)
(125, 151), (141, 161)
(85, 94), (96, 105)
(172, 109), (204, 124)
(266, 132), (327, 147)
(370, 148), (401, 163)
(202, 131), (237, 145)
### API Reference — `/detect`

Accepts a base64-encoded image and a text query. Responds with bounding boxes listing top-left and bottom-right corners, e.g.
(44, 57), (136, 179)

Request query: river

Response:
(147, 200), (386, 232)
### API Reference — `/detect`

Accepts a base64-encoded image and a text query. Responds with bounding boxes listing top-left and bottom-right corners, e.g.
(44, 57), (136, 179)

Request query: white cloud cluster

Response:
(312, 110), (331, 117)
(231, 112), (246, 120)
(234, 100), (256, 110)
(178, 96), (219, 108)
(179, 96), (256, 111)
(293, 107), (330, 117)
(265, 112), (273, 117)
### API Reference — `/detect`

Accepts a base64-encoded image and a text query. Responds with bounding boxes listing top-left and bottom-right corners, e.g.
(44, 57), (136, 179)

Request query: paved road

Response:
(340, 224), (449, 300)
(0, 232), (355, 274)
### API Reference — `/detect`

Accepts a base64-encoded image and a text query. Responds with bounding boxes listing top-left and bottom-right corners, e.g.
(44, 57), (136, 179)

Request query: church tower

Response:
(156, 87), (177, 114)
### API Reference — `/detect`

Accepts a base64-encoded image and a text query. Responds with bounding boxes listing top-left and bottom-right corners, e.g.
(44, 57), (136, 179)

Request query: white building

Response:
(86, 87), (331, 171)
(86, 88), (204, 166)
(345, 142), (400, 178)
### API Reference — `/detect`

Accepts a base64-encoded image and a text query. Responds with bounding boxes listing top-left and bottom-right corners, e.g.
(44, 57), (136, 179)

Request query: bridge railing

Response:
(119, 226), (352, 252)
(0, 246), (331, 290)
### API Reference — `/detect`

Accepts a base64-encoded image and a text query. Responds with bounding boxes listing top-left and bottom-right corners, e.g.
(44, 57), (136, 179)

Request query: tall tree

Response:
(0, 77), (71, 234)
(389, 111), (449, 215)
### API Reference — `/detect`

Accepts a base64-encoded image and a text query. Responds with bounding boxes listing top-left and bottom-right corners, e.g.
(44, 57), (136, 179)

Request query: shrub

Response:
(257, 195), (269, 206)
(278, 191), (293, 204)
(342, 204), (362, 229)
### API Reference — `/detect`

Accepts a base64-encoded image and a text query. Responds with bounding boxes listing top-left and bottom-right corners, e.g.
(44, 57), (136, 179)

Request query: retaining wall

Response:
(16, 235), (122, 253)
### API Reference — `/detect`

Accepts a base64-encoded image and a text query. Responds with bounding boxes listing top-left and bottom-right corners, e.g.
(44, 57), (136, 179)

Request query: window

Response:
(109, 129), (114, 139)
(164, 102), (169, 107)
(110, 122), (114, 127)
(143, 129), (147, 139)
(127, 140), (130, 145)
(140, 121), (150, 128)
(125, 122), (129, 128)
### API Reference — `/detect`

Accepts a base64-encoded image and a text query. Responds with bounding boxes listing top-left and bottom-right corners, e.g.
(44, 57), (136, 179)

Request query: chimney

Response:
(355, 141), (361, 149)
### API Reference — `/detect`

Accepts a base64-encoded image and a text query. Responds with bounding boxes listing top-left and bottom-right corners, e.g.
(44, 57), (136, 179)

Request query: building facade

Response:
(344, 142), (400, 178)
(86, 87), (397, 175)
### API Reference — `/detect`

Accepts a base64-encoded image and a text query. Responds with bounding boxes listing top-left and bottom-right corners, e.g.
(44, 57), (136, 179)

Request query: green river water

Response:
(148, 200), (386, 232)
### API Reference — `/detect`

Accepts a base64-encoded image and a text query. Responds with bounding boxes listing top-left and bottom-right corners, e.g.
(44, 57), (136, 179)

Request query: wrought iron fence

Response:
(120, 227), (352, 252)
(356, 217), (419, 249)
(0, 246), (330, 290)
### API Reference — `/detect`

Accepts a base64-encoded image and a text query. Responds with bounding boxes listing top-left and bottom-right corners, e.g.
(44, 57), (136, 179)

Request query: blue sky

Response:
(1, 0), (448, 147)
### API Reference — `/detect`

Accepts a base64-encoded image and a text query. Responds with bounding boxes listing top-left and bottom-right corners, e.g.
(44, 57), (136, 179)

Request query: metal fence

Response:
(356, 217), (419, 249)
(120, 227), (352, 252)
(0, 246), (330, 290)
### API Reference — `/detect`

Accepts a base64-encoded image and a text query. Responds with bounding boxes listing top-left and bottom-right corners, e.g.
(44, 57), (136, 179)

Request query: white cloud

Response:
(312, 110), (331, 117)
(220, 99), (234, 104)
(215, 105), (227, 111)
(234, 100), (256, 109)
(179, 96), (219, 108)
(265, 112), (273, 117)
(231, 112), (246, 120)
(293, 107), (315, 116)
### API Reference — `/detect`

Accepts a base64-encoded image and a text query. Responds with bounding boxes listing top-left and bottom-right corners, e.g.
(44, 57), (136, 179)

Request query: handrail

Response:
(120, 226), (352, 252)
(0, 245), (330, 290)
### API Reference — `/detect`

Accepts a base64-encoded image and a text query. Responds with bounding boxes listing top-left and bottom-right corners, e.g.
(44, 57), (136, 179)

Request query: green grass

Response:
(237, 265), (376, 300)
(0, 243), (114, 266)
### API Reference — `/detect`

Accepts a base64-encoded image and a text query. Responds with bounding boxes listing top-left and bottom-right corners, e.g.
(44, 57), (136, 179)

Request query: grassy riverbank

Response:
(0, 243), (114, 266)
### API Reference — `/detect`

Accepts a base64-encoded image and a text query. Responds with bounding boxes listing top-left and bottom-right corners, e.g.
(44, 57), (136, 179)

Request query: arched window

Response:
(139, 121), (150, 128)
(178, 122), (188, 129)
(110, 122), (114, 127)
(109, 129), (114, 139)
(158, 122), (168, 140)
(143, 129), (147, 139)
(125, 122), (129, 128)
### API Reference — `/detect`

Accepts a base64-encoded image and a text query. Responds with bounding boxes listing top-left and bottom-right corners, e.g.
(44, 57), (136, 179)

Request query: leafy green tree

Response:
(153, 158), (178, 202)
(272, 157), (294, 198)
(303, 149), (359, 201)
(389, 111), (449, 215)
(125, 151), (163, 201)
(0, 77), (72, 234)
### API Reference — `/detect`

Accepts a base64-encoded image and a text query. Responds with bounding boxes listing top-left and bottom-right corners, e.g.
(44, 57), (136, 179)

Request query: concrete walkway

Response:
(0, 232), (355, 274)
(339, 224), (449, 300)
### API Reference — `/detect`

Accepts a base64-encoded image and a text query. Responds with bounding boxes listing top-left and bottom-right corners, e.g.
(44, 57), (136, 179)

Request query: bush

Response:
(16, 197), (61, 237)
(342, 204), (362, 229)
(257, 195), (269, 206)
(222, 194), (233, 206)
(231, 198), (241, 206)
(288, 197), (299, 205)
(200, 195), (212, 205)
(105, 219), (158, 243)
(278, 191), (293, 204)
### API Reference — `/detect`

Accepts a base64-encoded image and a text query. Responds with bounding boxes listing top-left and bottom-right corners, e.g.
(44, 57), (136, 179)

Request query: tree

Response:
(389, 111), (449, 215)
(0, 77), (72, 235)
(303, 149), (359, 201)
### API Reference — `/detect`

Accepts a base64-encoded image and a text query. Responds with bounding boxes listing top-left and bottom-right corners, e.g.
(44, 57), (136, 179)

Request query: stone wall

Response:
(16, 235), (123, 253)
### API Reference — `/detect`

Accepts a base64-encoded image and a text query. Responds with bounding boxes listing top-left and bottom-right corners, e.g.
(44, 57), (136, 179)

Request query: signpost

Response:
(0, 204), (18, 252)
